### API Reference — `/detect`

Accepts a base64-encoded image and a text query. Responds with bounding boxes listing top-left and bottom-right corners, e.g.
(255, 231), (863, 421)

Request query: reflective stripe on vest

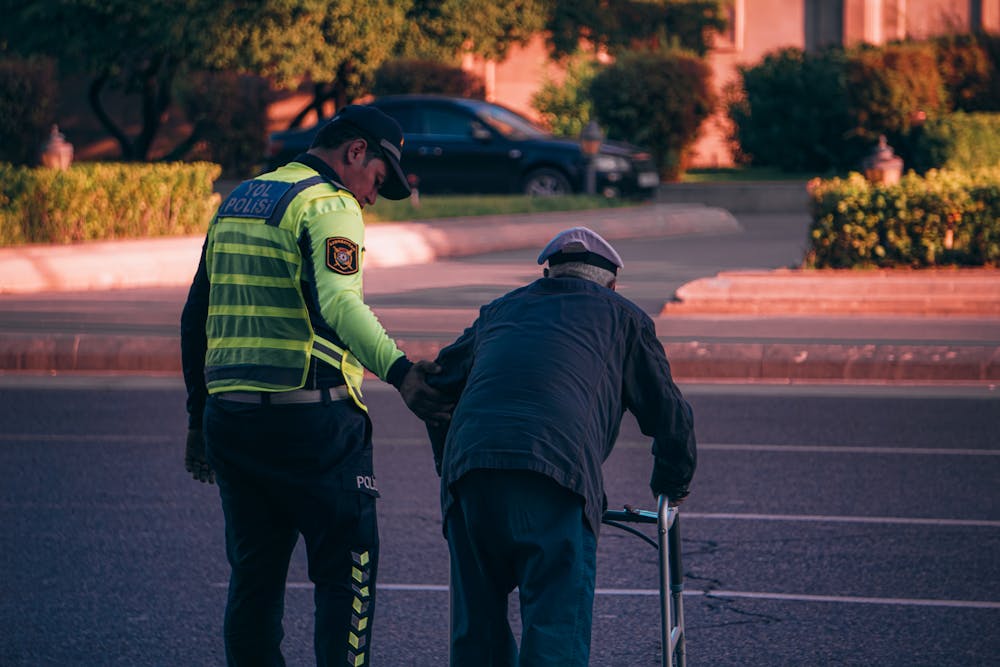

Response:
(204, 174), (368, 411)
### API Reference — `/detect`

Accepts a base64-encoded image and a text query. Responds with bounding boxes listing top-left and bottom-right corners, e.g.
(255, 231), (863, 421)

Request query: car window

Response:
(472, 104), (548, 140)
(421, 108), (476, 137)
(380, 105), (420, 134)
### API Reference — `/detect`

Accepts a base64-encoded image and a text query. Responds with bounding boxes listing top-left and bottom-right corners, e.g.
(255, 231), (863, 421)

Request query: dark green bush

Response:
(729, 47), (854, 172)
(979, 33), (1000, 109)
(844, 42), (948, 144)
(589, 49), (714, 180)
(932, 33), (995, 111)
(730, 40), (986, 173)
(0, 56), (58, 166)
(0, 162), (221, 245)
(176, 72), (272, 179)
(372, 59), (485, 98)
(907, 112), (1000, 173)
(806, 167), (1000, 268)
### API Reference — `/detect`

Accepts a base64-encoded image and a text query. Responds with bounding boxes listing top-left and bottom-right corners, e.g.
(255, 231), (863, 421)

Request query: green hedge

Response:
(0, 162), (221, 245)
(806, 168), (1000, 268)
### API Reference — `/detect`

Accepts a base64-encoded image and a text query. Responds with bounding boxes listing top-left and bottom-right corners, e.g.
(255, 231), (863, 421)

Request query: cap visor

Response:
(379, 154), (411, 200)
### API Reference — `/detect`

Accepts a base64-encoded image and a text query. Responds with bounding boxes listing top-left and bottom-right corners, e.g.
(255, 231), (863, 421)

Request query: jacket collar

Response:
(292, 152), (349, 192)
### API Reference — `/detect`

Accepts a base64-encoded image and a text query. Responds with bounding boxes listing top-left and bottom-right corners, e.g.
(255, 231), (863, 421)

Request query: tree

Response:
(0, 0), (228, 161)
(545, 0), (727, 58)
(0, 0), (408, 158)
(395, 0), (547, 63)
(218, 0), (408, 129)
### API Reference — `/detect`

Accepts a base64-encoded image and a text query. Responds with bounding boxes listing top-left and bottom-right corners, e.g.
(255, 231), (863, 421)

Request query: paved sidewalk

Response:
(1, 203), (997, 384)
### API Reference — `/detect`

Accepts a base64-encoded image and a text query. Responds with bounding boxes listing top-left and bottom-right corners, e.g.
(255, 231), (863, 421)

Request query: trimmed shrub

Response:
(729, 47), (853, 172)
(531, 57), (598, 137)
(0, 56), (58, 166)
(907, 112), (1000, 173)
(176, 72), (272, 179)
(589, 49), (715, 180)
(0, 162), (221, 245)
(372, 59), (485, 98)
(805, 167), (1000, 268)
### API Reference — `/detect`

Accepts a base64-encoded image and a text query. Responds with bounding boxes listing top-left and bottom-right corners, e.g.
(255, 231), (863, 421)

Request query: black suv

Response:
(265, 95), (660, 198)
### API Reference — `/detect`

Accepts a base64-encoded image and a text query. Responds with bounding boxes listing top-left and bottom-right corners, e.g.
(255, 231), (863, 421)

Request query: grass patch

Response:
(680, 166), (832, 182)
(365, 193), (638, 222)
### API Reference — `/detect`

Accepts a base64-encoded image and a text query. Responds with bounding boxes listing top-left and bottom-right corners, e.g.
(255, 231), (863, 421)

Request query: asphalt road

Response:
(1, 377), (997, 666)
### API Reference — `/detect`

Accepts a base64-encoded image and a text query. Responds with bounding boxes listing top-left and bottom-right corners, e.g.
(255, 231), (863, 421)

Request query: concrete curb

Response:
(664, 268), (1000, 317)
(0, 203), (740, 294)
(3, 333), (996, 383)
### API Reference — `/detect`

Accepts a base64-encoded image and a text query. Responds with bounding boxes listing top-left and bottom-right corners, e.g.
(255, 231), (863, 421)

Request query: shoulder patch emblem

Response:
(327, 237), (359, 275)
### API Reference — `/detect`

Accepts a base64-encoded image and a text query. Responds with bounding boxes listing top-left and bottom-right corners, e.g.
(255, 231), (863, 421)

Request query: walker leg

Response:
(657, 496), (685, 667)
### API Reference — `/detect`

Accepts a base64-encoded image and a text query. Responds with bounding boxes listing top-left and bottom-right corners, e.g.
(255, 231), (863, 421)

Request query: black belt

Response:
(215, 386), (351, 405)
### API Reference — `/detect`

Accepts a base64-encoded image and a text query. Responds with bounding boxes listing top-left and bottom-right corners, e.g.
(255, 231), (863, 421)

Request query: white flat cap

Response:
(537, 226), (623, 273)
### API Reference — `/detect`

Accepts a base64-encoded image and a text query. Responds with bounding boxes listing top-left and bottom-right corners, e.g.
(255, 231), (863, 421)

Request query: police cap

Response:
(320, 104), (411, 200)
(537, 226), (623, 274)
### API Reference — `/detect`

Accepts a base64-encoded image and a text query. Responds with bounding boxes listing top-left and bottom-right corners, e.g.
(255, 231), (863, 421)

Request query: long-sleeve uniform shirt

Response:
(181, 153), (412, 429)
(427, 276), (696, 536)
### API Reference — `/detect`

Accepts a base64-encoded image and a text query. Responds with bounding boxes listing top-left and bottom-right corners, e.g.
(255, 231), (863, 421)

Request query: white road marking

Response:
(680, 513), (1000, 528)
(696, 443), (1000, 456)
(372, 437), (1000, 457)
(225, 582), (1000, 609)
(4, 433), (998, 459)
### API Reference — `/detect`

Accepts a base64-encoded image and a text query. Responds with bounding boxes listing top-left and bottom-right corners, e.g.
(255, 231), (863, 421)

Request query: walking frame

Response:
(602, 495), (686, 667)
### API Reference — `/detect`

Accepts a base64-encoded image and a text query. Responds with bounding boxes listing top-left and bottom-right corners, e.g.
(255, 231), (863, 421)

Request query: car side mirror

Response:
(471, 123), (492, 142)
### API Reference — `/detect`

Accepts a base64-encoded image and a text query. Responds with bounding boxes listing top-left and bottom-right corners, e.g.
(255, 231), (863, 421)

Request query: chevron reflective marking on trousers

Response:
(346, 549), (372, 666)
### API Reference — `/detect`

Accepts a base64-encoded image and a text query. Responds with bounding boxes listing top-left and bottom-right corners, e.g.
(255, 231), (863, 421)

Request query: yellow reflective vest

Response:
(203, 162), (405, 411)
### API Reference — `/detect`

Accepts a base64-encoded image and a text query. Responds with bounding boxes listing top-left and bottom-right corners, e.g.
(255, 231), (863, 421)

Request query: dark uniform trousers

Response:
(204, 394), (378, 667)
(446, 469), (597, 667)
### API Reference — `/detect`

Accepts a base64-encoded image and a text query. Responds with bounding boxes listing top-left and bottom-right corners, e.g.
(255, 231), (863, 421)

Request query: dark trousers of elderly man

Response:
(426, 227), (697, 666)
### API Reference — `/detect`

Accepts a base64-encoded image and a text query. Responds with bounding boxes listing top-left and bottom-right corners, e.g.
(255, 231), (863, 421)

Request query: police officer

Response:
(426, 227), (697, 666)
(180, 104), (450, 667)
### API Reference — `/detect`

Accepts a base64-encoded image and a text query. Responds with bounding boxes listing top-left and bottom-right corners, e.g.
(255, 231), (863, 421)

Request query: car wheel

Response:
(522, 168), (572, 196)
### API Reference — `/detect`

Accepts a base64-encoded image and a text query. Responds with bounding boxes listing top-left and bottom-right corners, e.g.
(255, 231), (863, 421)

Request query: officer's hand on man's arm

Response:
(185, 428), (215, 484)
(399, 360), (454, 427)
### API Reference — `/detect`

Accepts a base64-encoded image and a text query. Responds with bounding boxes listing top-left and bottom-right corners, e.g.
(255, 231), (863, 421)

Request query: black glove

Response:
(650, 463), (688, 505)
(185, 428), (215, 484)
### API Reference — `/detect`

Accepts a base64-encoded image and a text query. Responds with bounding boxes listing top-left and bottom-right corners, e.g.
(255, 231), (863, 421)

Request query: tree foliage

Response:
(0, 0), (408, 157)
(545, 0), (727, 58)
(0, 0), (226, 161)
(215, 0), (408, 127)
(396, 0), (547, 62)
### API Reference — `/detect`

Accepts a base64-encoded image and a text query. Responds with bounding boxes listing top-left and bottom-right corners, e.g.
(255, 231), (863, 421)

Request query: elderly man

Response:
(426, 226), (697, 666)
